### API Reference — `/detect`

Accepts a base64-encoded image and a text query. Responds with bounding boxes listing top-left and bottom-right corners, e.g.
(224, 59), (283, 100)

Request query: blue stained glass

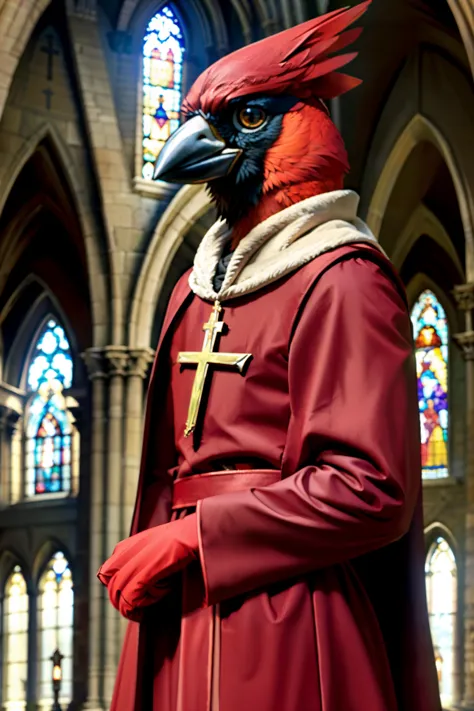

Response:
(154, 99), (169, 126)
(411, 290), (449, 479)
(27, 319), (73, 390)
(142, 5), (184, 179)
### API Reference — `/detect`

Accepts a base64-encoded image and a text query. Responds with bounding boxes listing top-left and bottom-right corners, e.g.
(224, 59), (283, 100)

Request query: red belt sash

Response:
(172, 469), (281, 509)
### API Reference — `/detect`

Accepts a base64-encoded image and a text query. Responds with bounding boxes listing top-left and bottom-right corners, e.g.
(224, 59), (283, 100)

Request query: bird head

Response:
(154, 1), (371, 241)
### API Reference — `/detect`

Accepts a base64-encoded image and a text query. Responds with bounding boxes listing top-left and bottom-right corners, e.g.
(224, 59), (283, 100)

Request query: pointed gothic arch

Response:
(326, 0), (474, 80)
(0, 124), (107, 345)
(0, 122), (75, 217)
(0, 550), (30, 592)
(3, 282), (78, 389)
(365, 113), (472, 263)
(357, 28), (474, 284)
(118, 0), (229, 52)
(31, 539), (73, 588)
(406, 275), (457, 325)
(425, 522), (459, 554)
(0, 0), (51, 122)
(445, 0), (474, 78)
(392, 204), (464, 277)
(0, 135), (94, 379)
(129, 183), (213, 347)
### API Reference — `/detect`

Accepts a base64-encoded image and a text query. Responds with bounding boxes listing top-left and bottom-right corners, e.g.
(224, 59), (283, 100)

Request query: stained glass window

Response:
(25, 319), (73, 496)
(142, 5), (184, 180)
(2, 566), (29, 711)
(411, 290), (449, 479)
(37, 552), (73, 711)
(425, 537), (457, 707)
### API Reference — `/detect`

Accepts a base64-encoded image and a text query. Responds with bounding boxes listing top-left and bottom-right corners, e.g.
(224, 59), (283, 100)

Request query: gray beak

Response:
(153, 114), (242, 184)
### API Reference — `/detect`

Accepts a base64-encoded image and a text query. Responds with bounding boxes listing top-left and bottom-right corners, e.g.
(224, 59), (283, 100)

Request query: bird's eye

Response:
(234, 105), (267, 132)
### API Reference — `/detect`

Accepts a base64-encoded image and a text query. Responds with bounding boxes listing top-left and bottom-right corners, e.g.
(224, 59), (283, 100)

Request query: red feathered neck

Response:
(228, 103), (348, 247)
(184, 0), (371, 117)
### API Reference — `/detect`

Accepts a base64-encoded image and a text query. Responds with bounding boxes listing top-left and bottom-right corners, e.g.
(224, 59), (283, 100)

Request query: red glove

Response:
(97, 514), (199, 620)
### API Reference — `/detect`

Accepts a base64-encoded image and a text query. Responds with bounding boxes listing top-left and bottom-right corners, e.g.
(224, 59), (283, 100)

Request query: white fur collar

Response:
(189, 190), (383, 302)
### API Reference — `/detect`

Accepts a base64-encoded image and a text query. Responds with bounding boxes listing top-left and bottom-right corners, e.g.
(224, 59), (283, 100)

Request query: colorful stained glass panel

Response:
(411, 290), (449, 479)
(425, 537), (457, 707)
(25, 397), (72, 496)
(26, 319), (73, 496)
(142, 5), (184, 179)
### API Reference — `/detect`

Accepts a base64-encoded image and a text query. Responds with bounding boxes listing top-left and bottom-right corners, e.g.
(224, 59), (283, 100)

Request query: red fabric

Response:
(197, 248), (417, 602)
(172, 469), (281, 509)
(111, 244), (441, 711)
(98, 514), (199, 621)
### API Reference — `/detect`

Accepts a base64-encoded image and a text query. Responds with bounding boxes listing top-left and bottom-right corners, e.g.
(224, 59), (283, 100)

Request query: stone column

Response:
(453, 283), (474, 708)
(82, 346), (153, 709)
(82, 349), (107, 711)
(103, 347), (129, 706)
(26, 589), (38, 711)
(0, 407), (7, 502)
(0, 405), (21, 504)
(122, 348), (154, 539)
(10, 417), (22, 504)
(118, 348), (154, 641)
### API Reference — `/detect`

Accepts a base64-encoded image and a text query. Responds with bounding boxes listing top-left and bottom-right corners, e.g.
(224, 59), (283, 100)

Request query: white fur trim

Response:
(189, 190), (384, 302)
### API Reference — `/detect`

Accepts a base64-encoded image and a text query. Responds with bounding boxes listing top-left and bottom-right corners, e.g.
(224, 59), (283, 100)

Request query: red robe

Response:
(111, 242), (440, 711)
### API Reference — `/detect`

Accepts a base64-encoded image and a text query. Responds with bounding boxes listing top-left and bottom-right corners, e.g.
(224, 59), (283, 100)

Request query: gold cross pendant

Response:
(177, 301), (252, 438)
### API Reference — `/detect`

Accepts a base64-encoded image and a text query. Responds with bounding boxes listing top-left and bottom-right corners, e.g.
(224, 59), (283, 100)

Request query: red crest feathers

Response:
(184, 0), (372, 116)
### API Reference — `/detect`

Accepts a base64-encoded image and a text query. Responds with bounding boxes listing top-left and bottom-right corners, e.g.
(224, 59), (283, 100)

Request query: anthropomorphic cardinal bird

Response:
(153, 2), (368, 244)
(98, 4), (441, 711)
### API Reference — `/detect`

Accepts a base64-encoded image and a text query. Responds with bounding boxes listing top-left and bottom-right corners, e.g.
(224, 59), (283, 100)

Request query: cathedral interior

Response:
(0, 0), (473, 708)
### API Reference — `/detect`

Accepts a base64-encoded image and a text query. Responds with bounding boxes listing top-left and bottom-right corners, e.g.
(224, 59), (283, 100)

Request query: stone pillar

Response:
(454, 283), (474, 708)
(82, 349), (107, 711)
(122, 349), (154, 539)
(103, 347), (129, 706)
(10, 417), (22, 504)
(0, 408), (7, 502)
(26, 590), (38, 711)
(82, 346), (154, 709)
(0, 405), (21, 504)
(118, 348), (154, 640)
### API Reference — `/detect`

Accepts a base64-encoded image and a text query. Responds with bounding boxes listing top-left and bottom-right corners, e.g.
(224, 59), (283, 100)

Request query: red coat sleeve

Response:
(197, 256), (421, 605)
